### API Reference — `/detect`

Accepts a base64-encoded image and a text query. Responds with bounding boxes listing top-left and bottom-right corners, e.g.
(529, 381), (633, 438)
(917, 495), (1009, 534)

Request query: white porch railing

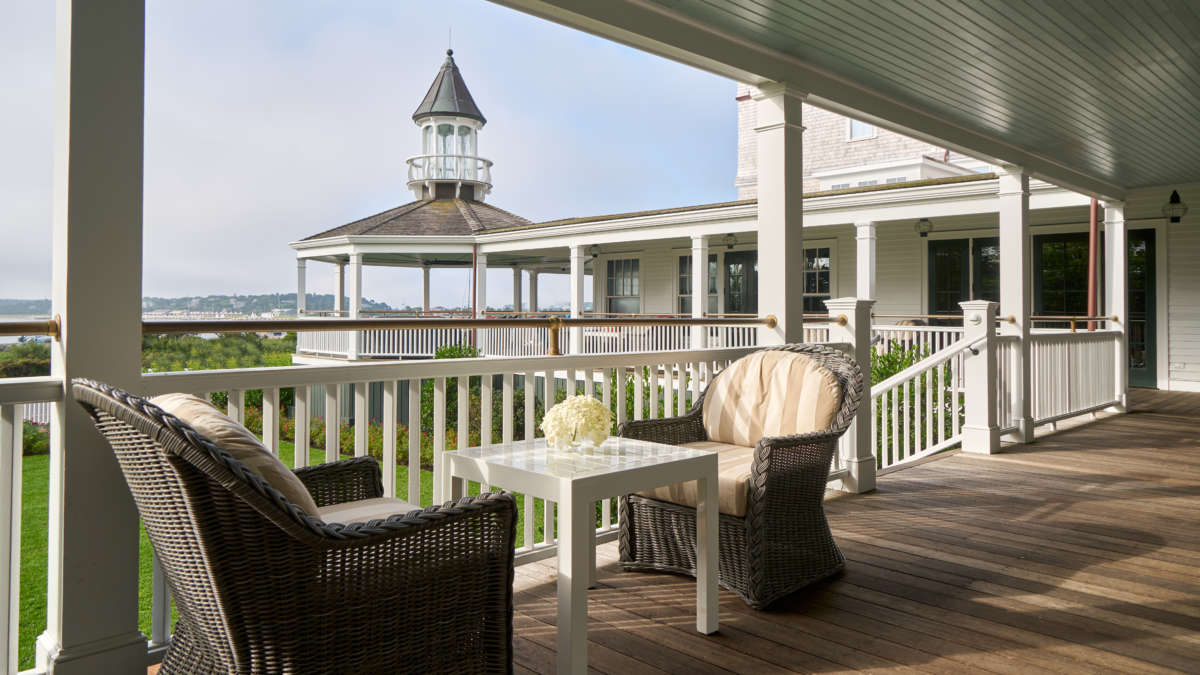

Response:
(869, 337), (971, 470)
(872, 324), (964, 355)
(295, 329), (349, 357)
(1030, 330), (1122, 424)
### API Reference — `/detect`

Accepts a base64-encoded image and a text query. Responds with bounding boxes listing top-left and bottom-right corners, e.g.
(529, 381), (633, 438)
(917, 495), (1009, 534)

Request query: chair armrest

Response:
(293, 456), (383, 507)
(617, 412), (706, 446)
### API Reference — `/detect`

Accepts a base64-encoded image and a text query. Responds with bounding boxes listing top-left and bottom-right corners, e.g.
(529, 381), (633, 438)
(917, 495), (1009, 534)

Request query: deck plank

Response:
(506, 389), (1200, 674)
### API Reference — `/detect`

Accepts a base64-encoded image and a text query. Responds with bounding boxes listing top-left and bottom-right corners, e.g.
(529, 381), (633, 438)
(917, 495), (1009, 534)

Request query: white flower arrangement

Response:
(541, 395), (612, 449)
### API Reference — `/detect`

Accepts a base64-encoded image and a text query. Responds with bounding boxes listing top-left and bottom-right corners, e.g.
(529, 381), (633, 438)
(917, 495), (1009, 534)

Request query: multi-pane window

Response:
(857, 179), (878, 187)
(606, 258), (640, 314)
(886, 176), (907, 184)
(830, 183), (850, 190)
(848, 119), (875, 140)
(678, 254), (718, 314)
(802, 247), (832, 313)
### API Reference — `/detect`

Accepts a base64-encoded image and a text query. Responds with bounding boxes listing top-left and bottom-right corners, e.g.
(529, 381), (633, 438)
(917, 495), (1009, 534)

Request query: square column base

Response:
(961, 425), (1000, 454)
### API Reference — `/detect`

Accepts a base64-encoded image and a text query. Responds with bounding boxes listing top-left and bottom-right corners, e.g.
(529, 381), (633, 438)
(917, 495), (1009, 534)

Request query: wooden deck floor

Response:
(512, 389), (1200, 674)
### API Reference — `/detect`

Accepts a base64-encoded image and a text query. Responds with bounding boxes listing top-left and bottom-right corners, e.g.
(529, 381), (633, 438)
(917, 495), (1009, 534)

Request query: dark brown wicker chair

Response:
(617, 343), (864, 610)
(72, 379), (516, 674)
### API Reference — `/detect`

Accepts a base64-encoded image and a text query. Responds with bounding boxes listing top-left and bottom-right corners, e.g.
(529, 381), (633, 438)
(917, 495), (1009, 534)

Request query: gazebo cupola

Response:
(408, 49), (493, 202)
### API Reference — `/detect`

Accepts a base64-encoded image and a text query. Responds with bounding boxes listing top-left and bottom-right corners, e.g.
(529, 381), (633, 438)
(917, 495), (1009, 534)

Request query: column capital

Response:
(297, 258), (307, 268)
(1101, 200), (1126, 220)
(752, 81), (806, 132)
(749, 81), (808, 103)
(854, 221), (876, 237)
(996, 165), (1029, 196)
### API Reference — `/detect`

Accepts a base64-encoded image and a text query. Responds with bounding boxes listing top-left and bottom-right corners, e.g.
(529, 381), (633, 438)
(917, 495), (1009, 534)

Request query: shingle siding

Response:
(735, 83), (942, 198)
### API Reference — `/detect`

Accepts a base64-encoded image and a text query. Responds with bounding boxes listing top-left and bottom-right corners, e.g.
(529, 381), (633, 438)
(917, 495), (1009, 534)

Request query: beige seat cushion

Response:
(702, 350), (842, 448)
(150, 393), (321, 516)
(638, 440), (756, 517)
(317, 497), (420, 524)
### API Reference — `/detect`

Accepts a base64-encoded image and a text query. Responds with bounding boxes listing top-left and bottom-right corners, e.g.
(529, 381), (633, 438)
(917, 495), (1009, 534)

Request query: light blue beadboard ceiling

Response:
(497, 0), (1200, 196)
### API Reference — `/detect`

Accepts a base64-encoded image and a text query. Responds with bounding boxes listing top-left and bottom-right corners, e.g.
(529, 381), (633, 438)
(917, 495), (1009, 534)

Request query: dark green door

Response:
(1128, 230), (1156, 387)
(724, 251), (757, 314)
(928, 239), (969, 324)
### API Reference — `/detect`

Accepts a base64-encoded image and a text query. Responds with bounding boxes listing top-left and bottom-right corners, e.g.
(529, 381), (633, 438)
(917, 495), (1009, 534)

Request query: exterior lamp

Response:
(723, 233), (737, 249)
(1162, 190), (1188, 223)
(914, 218), (934, 237)
(587, 244), (600, 259)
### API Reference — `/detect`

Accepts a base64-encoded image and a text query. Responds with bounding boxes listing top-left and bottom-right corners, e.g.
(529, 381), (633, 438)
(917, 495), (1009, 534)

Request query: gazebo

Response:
(290, 50), (584, 322)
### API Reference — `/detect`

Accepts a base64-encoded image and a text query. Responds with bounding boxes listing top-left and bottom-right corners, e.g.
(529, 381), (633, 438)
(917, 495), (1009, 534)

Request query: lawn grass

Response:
(18, 437), (581, 670)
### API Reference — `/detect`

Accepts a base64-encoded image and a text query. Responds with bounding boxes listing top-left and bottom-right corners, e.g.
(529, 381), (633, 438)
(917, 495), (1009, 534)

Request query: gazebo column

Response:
(475, 253), (488, 349)
(753, 82), (806, 344)
(334, 263), (346, 316)
(422, 266), (431, 313)
(1104, 201), (1128, 411)
(569, 245), (586, 353)
(691, 235), (709, 348)
(998, 166), (1033, 442)
(347, 253), (362, 360)
(855, 221), (876, 300)
(528, 271), (539, 313)
(512, 268), (523, 313)
(39, 0), (149, 671)
(296, 259), (307, 315)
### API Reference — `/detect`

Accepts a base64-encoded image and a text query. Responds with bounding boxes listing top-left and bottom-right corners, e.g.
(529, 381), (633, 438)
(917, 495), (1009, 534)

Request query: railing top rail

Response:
(139, 345), (762, 396)
(0, 316), (59, 339)
(0, 376), (64, 405)
(405, 153), (494, 166)
(1030, 315), (1117, 321)
(873, 324), (965, 333)
(140, 315), (777, 334)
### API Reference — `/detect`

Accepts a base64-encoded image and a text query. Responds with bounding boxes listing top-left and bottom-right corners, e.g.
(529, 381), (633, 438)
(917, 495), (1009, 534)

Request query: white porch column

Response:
(569, 245), (586, 353)
(855, 221), (876, 299)
(421, 266), (431, 313)
(1104, 201), (1128, 411)
(753, 83), (806, 344)
(334, 263), (345, 315)
(997, 167), (1033, 442)
(528, 271), (539, 313)
(960, 300), (1000, 454)
(825, 298), (876, 493)
(691, 235), (709, 348)
(296, 259), (307, 315)
(40, 0), (149, 671)
(512, 268), (523, 313)
(347, 253), (362, 360)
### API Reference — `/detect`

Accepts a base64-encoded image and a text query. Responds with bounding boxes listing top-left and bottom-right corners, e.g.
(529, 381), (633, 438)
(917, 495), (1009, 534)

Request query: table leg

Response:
(557, 492), (590, 674)
(588, 501), (598, 589)
(434, 454), (451, 506)
(695, 473), (719, 634)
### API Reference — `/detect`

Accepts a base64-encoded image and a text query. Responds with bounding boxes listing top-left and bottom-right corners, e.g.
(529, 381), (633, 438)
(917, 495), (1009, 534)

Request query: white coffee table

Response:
(435, 437), (719, 675)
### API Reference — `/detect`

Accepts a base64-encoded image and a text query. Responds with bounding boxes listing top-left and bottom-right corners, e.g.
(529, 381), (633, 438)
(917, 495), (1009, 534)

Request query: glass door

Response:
(928, 239), (969, 324)
(723, 251), (757, 314)
(1127, 230), (1156, 387)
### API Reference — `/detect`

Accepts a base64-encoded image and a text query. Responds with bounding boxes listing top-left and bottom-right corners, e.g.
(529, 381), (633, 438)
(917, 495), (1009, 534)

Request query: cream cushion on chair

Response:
(316, 497), (421, 524)
(150, 393), (322, 516)
(701, 350), (842, 448)
(638, 441), (756, 516)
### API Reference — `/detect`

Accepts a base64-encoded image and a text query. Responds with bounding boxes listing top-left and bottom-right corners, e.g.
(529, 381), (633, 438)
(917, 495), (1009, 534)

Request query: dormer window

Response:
(848, 119), (876, 141)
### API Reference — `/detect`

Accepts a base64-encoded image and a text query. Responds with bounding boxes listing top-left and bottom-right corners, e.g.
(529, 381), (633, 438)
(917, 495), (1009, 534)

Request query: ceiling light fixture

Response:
(1163, 190), (1188, 223)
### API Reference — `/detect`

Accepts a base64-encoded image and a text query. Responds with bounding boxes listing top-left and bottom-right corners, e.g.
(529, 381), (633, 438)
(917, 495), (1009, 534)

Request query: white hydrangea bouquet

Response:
(541, 395), (612, 450)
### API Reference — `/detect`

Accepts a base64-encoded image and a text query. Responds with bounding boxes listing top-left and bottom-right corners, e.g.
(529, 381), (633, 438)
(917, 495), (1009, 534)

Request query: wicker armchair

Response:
(617, 343), (863, 610)
(72, 379), (516, 674)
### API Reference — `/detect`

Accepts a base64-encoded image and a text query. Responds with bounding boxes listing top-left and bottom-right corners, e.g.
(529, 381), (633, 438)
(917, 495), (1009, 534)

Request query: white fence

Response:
(22, 400), (52, 425)
(872, 324), (964, 356)
(295, 329), (349, 357)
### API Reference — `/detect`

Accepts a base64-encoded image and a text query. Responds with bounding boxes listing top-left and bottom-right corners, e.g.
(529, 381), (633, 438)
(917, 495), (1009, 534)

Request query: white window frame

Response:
(802, 239), (838, 314)
(676, 253), (719, 315)
(847, 118), (877, 141)
(604, 256), (641, 314)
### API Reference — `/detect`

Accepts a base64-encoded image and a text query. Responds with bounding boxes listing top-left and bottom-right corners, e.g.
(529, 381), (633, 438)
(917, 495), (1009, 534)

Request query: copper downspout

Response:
(1087, 198), (1099, 331)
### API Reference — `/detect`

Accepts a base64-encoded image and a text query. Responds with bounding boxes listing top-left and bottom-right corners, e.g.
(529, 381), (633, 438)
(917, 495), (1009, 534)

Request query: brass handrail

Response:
(0, 316), (60, 340)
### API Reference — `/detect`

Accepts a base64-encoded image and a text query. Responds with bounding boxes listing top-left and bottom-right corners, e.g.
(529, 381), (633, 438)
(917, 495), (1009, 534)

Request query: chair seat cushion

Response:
(637, 440), (755, 517)
(150, 393), (322, 516)
(317, 497), (422, 524)
(702, 350), (842, 447)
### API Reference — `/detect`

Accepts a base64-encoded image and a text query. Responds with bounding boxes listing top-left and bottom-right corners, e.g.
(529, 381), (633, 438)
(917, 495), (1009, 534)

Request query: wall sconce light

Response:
(723, 233), (737, 249)
(587, 244), (600, 259)
(914, 218), (934, 237)
(1163, 190), (1188, 223)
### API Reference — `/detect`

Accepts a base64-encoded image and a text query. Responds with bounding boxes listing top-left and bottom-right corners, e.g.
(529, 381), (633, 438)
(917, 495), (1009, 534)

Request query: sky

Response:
(0, 0), (736, 310)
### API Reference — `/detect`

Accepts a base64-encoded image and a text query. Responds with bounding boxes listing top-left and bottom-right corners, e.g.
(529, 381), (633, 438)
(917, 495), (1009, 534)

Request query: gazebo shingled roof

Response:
(301, 198), (531, 240)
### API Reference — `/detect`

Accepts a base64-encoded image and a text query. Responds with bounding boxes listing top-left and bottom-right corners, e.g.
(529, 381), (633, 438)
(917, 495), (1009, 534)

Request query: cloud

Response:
(0, 0), (734, 309)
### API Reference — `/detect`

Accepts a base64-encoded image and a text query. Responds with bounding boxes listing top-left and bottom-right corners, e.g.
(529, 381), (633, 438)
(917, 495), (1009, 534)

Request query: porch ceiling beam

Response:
(491, 0), (1128, 201)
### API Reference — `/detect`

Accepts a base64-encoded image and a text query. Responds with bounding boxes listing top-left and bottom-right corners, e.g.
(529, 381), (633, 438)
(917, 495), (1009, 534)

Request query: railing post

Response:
(569, 245), (585, 353)
(825, 298), (875, 493)
(1103, 201), (1128, 411)
(690, 236), (709, 349)
(960, 300), (1000, 454)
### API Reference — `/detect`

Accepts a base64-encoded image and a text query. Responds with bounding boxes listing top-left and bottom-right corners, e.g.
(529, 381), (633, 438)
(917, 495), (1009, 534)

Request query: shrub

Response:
(22, 421), (49, 456)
